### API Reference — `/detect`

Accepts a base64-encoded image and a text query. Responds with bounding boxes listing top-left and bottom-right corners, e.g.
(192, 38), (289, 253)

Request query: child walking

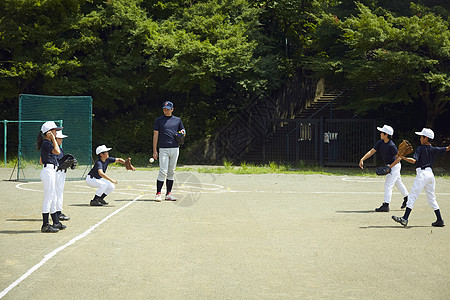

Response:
(392, 128), (450, 227)
(359, 125), (409, 212)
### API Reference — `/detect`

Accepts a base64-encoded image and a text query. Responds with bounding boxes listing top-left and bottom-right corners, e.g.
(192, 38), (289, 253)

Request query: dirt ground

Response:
(0, 167), (449, 299)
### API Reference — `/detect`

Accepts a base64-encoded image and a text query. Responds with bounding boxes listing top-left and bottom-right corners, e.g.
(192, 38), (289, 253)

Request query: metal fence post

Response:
(319, 117), (324, 167)
(2, 121), (6, 165)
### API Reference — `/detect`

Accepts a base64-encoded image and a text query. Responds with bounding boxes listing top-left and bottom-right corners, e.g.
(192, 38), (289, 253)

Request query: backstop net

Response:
(17, 94), (92, 181)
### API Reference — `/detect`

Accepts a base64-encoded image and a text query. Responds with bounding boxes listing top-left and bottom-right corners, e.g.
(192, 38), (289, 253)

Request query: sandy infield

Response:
(0, 168), (449, 299)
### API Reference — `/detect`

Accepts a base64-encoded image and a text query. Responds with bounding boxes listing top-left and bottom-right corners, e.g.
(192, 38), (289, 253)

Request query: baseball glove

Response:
(376, 166), (391, 176)
(175, 129), (186, 145)
(125, 157), (136, 171)
(57, 154), (77, 171)
(398, 139), (413, 157)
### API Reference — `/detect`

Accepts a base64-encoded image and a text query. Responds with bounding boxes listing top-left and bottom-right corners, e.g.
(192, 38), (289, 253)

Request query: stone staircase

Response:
(238, 90), (354, 163)
(297, 91), (353, 119)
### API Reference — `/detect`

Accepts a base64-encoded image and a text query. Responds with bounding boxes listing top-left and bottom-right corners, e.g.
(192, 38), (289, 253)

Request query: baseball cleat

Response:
(392, 215), (408, 227)
(98, 198), (109, 205)
(41, 224), (59, 233)
(58, 213), (70, 221)
(155, 193), (162, 202)
(165, 192), (177, 201)
(52, 222), (67, 230)
(90, 199), (103, 206)
(431, 220), (445, 227)
(375, 204), (389, 212)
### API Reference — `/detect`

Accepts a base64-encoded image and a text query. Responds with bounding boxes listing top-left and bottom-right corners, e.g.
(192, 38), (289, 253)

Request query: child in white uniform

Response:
(359, 125), (409, 211)
(55, 131), (70, 221)
(85, 145), (126, 206)
(37, 121), (66, 233)
(392, 128), (450, 227)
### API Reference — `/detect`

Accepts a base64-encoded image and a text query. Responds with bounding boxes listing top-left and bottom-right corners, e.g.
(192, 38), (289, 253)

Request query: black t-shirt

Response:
(413, 145), (446, 168)
(373, 139), (397, 165)
(56, 147), (65, 163)
(88, 157), (116, 179)
(40, 140), (59, 166)
(154, 115), (185, 148)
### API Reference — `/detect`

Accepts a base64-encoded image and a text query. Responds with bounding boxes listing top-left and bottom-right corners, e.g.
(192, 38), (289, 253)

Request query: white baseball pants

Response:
(85, 176), (115, 196)
(384, 163), (409, 203)
(41, 164), (57, 214)
(157, 147), (179, 181)
(406, 167), (439, 210)
(55, 170), (66, 212)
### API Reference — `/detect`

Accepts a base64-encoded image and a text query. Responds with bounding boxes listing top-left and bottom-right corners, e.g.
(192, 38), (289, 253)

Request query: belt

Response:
(43, 164), (57, 169)
(416, 167), (432, 171)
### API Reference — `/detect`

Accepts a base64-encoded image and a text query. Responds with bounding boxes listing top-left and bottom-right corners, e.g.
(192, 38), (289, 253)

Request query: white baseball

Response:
(149, 158), (155, 163)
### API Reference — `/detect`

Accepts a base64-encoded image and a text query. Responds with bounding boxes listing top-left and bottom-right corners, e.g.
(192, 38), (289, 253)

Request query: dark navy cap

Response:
(163, 101), (173, 109)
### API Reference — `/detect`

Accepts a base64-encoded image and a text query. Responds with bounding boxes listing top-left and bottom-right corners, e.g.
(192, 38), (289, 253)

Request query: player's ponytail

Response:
(37, 132), (44, 151)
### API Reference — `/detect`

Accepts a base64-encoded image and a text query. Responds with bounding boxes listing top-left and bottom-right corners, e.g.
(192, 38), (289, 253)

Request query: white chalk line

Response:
(0, 194), (144, 299)
(15, 181), (225, 194)
(14, 181), (450, 196)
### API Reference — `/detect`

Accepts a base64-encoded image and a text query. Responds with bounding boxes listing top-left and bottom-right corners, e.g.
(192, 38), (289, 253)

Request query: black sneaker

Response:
(401, 197), (408, 209)
(375, 204), (389, 212)
(98, 198), (108, 205)
(90, 199), (103, 206)
(41, 224), (59, 233)
(392, 215), (408, 227)
(52, 222), (66, 230)
(58, 213), (70, 221)
(432, 220), (445, 227)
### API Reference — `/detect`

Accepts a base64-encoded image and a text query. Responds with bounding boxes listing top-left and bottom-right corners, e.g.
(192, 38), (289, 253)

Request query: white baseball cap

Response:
(415, 128), (434, 139)
(377, 124), (394, 136)
(56, 131), (68, 138)
(41, 121), (63, 133)
(96, 145), (112, 155)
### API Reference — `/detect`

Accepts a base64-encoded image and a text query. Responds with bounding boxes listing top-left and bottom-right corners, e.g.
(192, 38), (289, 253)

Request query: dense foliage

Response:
(308, 1), (450, 128)
(1, 0), (449, 156)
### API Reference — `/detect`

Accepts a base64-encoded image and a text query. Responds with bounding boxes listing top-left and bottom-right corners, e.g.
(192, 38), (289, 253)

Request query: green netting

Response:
(18, 94), (92, 181)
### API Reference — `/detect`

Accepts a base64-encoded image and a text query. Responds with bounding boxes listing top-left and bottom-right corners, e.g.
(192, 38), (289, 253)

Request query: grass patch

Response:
(193, 161), (376, 176)
(2, 156), (449, 178)
(180, 161), (450, 177)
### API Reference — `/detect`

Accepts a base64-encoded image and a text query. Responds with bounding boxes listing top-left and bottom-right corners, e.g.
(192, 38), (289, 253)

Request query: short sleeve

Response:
(178, 120), (185, 131)
(391, 144), (398, 156)
(373, 140), (382, 151)
(43, 140), (53, 153)
(154, 118), (160, 131)
(413, 147), (421, 161)
(94, 161), (103, 170)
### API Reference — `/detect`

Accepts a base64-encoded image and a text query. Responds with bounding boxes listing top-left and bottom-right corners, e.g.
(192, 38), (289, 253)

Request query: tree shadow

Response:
(336, 210), (376, 214)
(114, 199), (158, 202)
(336, 209), (406, 214)
(69, 204), (118, 207)
(7, 218), (41, 222)
(0, 230), (40, 234)
(359, 225), (429, 229)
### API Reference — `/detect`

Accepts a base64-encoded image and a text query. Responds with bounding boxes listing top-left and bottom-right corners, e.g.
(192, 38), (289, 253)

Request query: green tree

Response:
(309, 3), (450, 127)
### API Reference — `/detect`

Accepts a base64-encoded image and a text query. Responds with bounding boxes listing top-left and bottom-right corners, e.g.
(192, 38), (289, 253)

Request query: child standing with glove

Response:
(55, 131), (71, 221)
(37, 121), (66, 233)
